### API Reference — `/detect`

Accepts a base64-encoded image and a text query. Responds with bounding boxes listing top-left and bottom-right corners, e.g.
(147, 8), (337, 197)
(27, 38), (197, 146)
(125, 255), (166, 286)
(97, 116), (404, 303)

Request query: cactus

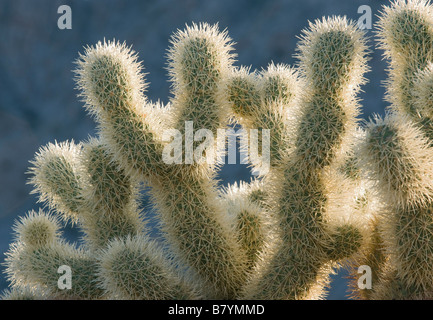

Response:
(3, 17), (373, 300)
(226, 16), (370, 299)
(353, 0), (433, 300)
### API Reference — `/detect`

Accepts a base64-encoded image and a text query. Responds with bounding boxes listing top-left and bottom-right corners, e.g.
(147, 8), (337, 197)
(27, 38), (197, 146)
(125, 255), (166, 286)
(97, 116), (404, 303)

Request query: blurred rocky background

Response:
(0, 0), (389, 299)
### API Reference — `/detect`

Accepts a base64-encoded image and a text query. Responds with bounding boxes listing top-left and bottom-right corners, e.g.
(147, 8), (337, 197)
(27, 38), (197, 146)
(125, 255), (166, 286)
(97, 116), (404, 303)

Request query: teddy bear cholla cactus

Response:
(3, 19), (370, 300)
(354, 0), (433, 300)
(226, 17), (371, 299)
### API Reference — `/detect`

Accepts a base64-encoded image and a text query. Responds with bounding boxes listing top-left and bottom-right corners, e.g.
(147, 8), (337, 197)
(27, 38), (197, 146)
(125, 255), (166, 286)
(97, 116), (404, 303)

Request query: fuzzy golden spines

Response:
(352, 0), (433, 299)
(98, 236), (197, 300)
(4, 16), (379, 301)
(5, 209), (102, 299)
(75, 40), (146, 118)
(12, 209), (61, 249)
(28, 141), (83, 223)
(377, 0), (433, 118)
(75, 40), (166, 179)
(235, 17), (370, 300)
(79, 138), (145, 250)
(359, 113), (433, 298)
(168, 22), (235, 134)
(220, 179), (271, 272)
(413, 62), (433, 119)
(75, 23), (253, 299)
(164, 23), (238, 174)
(361, 114), (433, 207)
(148, 169), (249, 299)
(294, 16), (369, 170)
(27, 138), (145, 250)
(226, 64), (300, 170)
(297, 16), (369, 96)
(0, 286), (47, 300)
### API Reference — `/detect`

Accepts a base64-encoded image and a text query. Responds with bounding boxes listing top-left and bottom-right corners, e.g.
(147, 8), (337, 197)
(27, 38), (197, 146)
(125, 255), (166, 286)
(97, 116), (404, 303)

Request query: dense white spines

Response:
(78, 138), (146, 250)
(294, 16), (369, 169)
(75, 39), (166, 179)
(377, 0), (433, 121)
(5, 210), (103, 299)
(355, 0), (433, 299)
(0, 286), (47, 300)
(4, 16), (378, 300)
(75, 39), (147, 118)
(75, 23), (250, 299)
(220, 179), (273, 272)
(226, 63), (300, 171)
(28, 141), (83, 223)
(167, 23), (236, 133)
(239, 17), (370, 300)
(297, 16), (369, 94)
(360, 114), (433, 207)
(98, 236), (197, 300)
(12, 210), (61, 249)
(413, 62), (433, 119)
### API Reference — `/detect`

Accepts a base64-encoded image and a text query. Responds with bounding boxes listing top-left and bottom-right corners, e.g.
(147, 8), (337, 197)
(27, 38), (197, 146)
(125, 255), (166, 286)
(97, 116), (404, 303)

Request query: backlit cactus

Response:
(354, 0), (433, 300)
(226, 17), (370, 299)
(10, 6), (428, 299)
(4, 23), (252, 300)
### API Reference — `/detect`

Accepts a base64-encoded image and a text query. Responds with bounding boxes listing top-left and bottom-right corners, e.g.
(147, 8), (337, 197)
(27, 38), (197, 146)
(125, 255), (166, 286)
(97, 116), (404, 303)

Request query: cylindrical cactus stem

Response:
(413, 62), (433, 138)
(152, 23), (249, 298)
(79, 138), (145, 250)
(294, 17), (369, 170)
(75, 40), (167, 179)
(361, 114), (433, 206)
(220, 180), (271, 272)
(28, 141), (83, 223)
(226, 63), (300, 170)
(242, 17), (369, 300)
(352, 0), (433, 299)
(358, 113), (433, 298)
(164, 23), (236, 173)
(167, 22), (235, 137)
(98, 236), (197, 300)
(28, 138), (146, 251)
(150, 169), (248, 299)
(377, 0), (433, 130)
(226, 66), (261, 121)
(413, 62), (433, 119)
(348, 217), (388, 300)
(4, 210), (103, 299)
(76, 23), (250, 298)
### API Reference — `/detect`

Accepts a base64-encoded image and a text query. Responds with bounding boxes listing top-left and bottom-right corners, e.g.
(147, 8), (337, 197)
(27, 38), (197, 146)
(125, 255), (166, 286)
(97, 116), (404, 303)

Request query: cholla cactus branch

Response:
(226, 17), (370, 300)
(27, 141), (83, 223)
(355, 0), (433, 299)
(4, 15), (376, 300)
(75, 23), (250, 299)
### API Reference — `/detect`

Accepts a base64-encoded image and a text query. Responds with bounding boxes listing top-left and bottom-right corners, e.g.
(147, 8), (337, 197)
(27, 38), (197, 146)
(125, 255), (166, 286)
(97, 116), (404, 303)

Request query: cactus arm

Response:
(98, 236), (198, 300)
(4, 210), (103, 299)
(27, 141), (83, 223)
(356, 1), (433, 299)
(242, 17), (369, 300)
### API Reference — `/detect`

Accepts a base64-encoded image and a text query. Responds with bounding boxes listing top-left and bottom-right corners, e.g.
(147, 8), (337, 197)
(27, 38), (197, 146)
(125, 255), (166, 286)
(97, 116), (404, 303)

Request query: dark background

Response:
(0, 0), (389, 299)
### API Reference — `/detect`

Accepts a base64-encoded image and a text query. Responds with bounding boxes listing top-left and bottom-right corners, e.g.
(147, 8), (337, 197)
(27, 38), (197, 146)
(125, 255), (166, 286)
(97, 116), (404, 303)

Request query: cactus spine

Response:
(226, 17), (370, 299)
(355, 0), (433, 299)
(4, 12), (407, 300)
